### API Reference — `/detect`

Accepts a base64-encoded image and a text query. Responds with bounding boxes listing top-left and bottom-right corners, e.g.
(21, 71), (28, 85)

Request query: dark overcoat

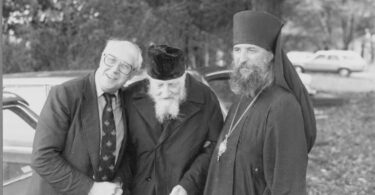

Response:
(29, 72), (129, 195)
(122, 74), (223, 195)
(204, 84), (308, 195)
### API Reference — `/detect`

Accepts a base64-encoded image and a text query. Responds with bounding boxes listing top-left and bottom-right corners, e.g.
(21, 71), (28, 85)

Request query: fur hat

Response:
(147, 45), (186, 80)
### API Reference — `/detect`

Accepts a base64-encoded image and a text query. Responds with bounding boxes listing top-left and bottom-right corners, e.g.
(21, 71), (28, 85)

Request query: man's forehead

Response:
(233, 43), (264, 50)
(104, 41), (138, 60)
(149, 74), (185, 85)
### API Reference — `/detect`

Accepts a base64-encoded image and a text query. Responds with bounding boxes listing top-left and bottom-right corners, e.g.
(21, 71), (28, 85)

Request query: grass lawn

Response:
(307, 92), (375, 194)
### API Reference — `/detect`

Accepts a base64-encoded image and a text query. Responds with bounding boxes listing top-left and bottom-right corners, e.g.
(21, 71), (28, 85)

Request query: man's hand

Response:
(169, 185), (187, 195)
(88, 182), (123, 195)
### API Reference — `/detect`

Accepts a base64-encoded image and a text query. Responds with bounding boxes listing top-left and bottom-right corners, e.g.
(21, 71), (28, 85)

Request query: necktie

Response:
(97, 93), (116, 181)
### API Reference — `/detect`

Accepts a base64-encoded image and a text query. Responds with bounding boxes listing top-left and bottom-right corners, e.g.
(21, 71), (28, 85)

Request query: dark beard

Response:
(229, 62), (273, 97)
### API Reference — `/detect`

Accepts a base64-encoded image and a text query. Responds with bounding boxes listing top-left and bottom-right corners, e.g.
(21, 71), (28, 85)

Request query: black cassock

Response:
(204, 84), (309, 195)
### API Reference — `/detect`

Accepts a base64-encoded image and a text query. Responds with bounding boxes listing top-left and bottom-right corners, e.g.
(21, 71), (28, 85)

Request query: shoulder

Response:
(257, 85), (302, 122)
(266, 85), (301, 111)
(49, 73), (91, 101)
(121, 79), (149, 101)
(122, 79), (148, 94)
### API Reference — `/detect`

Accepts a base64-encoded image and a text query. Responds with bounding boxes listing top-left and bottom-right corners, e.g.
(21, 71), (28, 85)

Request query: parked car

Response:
(287, 51), (315, 72)
(290, 50), (367, 76)
(3, 91), (38, 195)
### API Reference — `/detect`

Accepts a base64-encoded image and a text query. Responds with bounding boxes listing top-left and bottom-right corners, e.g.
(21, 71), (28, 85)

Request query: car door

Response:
(304, 54), (330, 71)
(327, 55), (341, 71)
(3, 101), (38, 195)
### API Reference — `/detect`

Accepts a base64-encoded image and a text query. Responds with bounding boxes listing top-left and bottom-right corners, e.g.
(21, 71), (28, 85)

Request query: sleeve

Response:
(31, 86), (94, 195)
(179, 91), (224, 195)
(263, 96), (308, 195)
(114, 154), (133, 195)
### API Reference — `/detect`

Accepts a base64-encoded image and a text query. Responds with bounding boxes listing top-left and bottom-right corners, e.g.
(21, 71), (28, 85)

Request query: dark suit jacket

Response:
(122, 74), (224, 195)
(29, 72), (128, 195)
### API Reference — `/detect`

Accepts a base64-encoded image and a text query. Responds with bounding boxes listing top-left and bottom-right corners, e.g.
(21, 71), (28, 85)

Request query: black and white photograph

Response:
(2, 0), (375, 194)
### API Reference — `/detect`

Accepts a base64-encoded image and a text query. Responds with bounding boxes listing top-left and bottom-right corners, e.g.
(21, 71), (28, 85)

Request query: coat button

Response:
(146, 177), (152, 182)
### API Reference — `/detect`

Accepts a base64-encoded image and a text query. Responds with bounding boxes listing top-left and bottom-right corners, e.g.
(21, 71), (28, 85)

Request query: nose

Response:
(159, 85), (171, 98)
(238, 50), (248, 65)
(108, 63), (121, 74)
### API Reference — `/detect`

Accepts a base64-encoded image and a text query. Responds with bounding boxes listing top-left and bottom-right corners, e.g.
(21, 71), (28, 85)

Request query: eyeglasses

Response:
(103, 53), (134, 75)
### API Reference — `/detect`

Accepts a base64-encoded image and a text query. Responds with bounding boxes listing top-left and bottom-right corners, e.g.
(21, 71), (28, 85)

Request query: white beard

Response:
(154, 98), (180, 123)
(147, 76), (187, 123)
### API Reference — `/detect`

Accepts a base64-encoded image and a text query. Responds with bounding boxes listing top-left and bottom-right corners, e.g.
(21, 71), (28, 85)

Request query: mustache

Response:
(229, 61), (273, 96)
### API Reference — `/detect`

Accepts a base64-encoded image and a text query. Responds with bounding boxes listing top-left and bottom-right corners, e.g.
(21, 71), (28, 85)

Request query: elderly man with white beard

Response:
(120, 45), (223, 195)
(204, 11), (317, 195)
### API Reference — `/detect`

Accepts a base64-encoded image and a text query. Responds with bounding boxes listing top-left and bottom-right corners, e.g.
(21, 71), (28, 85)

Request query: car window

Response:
(3, 109), (35, 147)
(342, 55), (359, 60)
(313, 55), (327, 60)
(328, 55), (339, 60)
(3, 109), (34, 184)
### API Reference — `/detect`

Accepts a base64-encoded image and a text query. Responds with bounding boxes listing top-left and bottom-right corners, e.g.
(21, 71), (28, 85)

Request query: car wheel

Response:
(338, 68), (351, 77)
(295, 66), (304, 73)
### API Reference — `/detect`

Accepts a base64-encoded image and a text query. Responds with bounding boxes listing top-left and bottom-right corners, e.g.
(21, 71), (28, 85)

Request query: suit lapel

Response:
(132, 81), (162, 144)
(133, 96), (160, 131)
(80, 72), (101, 173)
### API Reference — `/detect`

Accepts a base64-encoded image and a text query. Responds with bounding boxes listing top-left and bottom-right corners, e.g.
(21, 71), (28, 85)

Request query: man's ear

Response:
(264, 51), (274, 64)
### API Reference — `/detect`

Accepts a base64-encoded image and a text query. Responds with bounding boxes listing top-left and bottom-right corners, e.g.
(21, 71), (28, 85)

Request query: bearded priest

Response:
(204, 11), (317, 195)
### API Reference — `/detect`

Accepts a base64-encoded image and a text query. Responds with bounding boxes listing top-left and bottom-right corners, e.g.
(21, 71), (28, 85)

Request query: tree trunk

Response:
(341, 14), (354, 50)
(371, 36), (375, 63)
(317, 8), (334, 49)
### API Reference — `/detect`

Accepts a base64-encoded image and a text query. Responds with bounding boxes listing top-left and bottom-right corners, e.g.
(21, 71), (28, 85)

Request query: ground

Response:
(306, 65), (375, 195)
(307, 92), (375, 194)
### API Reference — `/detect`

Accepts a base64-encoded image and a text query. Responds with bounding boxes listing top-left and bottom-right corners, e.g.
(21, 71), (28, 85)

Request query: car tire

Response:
(338, 68), (351, 77)
(295, 66), (304, 73)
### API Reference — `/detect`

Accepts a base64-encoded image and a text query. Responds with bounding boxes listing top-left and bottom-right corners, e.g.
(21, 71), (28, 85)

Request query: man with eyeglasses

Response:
(30, 39), (142, 195)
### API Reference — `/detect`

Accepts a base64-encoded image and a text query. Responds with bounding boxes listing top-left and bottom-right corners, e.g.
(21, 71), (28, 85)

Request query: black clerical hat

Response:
(233, 10), (283, 52)
(147, 45), (186, 80)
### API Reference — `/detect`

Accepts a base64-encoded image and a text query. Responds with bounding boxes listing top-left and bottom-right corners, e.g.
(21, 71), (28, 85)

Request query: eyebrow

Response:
(106, 53), (132, 66)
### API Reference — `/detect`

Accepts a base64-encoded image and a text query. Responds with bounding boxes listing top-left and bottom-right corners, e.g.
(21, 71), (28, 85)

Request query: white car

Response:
(287, 51), (315, 69)
(291, 50), (367, 76)
(3, 92), (38, 195)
